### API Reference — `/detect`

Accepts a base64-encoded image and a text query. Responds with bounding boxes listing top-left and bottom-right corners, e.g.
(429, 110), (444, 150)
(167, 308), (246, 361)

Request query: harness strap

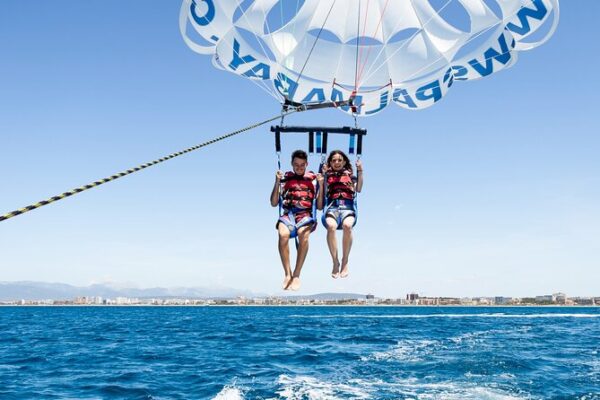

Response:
(357, 133), (363, 156)
(316, 131), (322, 154)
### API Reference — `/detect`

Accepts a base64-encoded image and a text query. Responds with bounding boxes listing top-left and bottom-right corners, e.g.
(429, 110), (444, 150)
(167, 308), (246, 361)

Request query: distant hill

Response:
(0, 281), (263, 301)
(281, 292), (368, 301)
(0, 282), (368, 302)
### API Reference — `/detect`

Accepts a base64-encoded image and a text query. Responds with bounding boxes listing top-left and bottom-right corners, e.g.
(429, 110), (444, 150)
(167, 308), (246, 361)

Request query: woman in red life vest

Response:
(317, 150), (363, 279)
(270, 150), (321, 291)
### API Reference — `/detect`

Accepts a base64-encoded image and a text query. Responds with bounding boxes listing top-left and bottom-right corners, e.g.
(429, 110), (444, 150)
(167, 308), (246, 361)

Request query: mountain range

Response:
(0, 281), (366, 301)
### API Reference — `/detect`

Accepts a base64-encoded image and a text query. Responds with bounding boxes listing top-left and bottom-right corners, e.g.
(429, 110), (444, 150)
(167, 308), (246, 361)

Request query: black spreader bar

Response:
(271, 125), (367, 136)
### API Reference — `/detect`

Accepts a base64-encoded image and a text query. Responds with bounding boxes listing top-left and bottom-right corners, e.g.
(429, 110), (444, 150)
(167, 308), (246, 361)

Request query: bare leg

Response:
(325, 217), (340, 278)
(277, 223), (293, 289)
(340, 217), (355, 278)
(289, 224), (312, 291)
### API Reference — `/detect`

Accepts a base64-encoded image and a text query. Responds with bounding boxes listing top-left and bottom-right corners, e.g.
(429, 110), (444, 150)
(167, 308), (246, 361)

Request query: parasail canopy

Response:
(180, 0), (559, 116)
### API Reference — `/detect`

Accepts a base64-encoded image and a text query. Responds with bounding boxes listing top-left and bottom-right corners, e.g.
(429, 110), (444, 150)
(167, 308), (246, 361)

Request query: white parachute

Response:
(180, 0), (559, 116)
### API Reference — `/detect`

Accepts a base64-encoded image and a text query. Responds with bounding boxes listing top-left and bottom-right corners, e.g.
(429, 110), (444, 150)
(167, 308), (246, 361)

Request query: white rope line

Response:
(290, 0), (303, 52)
(355, 0), (390, 85)
(384, 0), (540, 88)
(183, 0), (279, 101)
(230, 0), (284, 101)
(359, 0), (540, 89)
(357, 0), (458, 88)
(293, 0), (338, 90)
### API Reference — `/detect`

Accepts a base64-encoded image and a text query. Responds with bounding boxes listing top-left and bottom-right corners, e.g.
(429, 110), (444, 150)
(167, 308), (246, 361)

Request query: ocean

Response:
(1, 306), (599, 399)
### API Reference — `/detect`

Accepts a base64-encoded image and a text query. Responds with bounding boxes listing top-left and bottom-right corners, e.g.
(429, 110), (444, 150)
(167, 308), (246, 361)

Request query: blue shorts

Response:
(323, 199), (356, 229)
(277, 210), (315, 238)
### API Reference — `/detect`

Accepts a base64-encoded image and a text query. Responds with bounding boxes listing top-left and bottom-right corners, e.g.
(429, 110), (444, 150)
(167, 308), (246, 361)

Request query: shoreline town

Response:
(2, 292), (599, 307)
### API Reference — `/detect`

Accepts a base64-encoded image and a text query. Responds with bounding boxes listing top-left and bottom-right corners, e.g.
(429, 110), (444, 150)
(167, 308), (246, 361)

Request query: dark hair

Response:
(327, 150), (353, 174)
(291, 149), (308, 162)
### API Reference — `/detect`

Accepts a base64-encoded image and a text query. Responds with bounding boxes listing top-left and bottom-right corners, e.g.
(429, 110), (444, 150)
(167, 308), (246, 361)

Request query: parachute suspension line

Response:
(357, 0), (457, 87)
(390, 0), (542, 89)
(361, 0), (538, 86)
(356, 0), (390, 88)
(234, 5), (286, 102)
(196, 4), (279, 103)
(354, 0), (362, 93)
(0, 112), (295, 223)
(293, 0), (337, 90)
(289, 0), (303, 51)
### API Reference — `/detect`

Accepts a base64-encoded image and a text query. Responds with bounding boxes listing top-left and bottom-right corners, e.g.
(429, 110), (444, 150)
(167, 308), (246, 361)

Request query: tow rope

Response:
(1, 112), (294, 223)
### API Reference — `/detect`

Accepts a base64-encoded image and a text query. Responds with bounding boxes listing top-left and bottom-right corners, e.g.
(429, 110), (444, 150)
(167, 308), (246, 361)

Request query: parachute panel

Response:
(180, 0), (560, 116)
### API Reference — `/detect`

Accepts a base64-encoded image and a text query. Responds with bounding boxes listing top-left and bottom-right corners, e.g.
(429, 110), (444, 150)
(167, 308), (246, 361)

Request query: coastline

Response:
(2, 304), (598, 308)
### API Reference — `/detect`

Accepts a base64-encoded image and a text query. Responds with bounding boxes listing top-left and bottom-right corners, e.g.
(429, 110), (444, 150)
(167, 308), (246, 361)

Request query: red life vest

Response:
(326, 170), (355, 201)
(282, 171), (316, 210)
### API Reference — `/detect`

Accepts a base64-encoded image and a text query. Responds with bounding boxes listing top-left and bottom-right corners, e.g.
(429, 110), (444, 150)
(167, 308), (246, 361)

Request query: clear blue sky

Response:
(1, 1), (598, 298)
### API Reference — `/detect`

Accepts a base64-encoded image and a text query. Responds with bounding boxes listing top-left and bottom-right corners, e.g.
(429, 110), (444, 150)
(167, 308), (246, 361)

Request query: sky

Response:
(1, 1), (598, 299)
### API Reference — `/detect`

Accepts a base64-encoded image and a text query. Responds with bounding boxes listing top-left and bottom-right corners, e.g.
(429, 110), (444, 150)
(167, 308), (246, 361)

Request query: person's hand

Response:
(321, 164), (330, 174)
(275, 170), (284, 182)
(316, 173), (324, 185)
(356, 159), (363, 173)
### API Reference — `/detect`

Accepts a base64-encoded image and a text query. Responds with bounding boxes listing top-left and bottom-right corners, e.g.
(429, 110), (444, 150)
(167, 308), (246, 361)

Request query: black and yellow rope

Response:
(1, 112), (294, 223)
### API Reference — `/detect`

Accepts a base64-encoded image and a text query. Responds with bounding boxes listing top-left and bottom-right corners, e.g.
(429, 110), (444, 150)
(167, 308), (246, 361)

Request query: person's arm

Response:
(316, 173), (325, 210)
(355, 160), (364, 193)
(270, 171), (284, 207)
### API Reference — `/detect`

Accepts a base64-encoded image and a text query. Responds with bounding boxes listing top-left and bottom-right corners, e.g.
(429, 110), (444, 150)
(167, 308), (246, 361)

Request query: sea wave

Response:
(291, 313), (600, 319)
(361, 339), (438, 362)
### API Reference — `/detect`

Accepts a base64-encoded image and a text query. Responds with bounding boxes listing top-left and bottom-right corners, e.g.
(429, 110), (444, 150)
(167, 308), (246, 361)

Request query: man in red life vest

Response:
(270, 150), (322, 291)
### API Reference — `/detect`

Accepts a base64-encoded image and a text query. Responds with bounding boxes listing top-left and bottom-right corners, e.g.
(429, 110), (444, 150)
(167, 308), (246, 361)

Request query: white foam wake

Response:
(271, 375), (528, 400)
(274, 375), (371, 399)
(213, 385), (245, 400)
(292, 313), (600, 319)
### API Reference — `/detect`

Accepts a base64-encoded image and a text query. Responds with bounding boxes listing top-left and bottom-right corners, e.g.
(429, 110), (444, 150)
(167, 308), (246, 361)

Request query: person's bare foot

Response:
(288, 276), (301, 291)
(331, 260), (340, 279)
(283, 275), (292, 290)
(340, 260), (349, 278)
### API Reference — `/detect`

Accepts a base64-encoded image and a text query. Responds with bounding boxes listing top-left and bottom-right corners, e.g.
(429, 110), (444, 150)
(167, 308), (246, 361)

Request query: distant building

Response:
(572, 297), (594, 305)
(115, 297), (130, 305)
(553, 293), (566, 304)
(438, 297), (461, 305)
(407, 293), (419, 301)
(418, 297), (437, 305)
(495, 297), (512, 305)
(472, 297), (492, 305)
(536, 295), (553, 303)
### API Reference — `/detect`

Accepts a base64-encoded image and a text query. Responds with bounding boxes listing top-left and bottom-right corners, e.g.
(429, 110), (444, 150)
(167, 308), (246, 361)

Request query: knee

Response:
(326, 220), (337, 232)
(278, 230), (290, 242)
(342, 221), (353, 233)
(297, 231), (310, 244)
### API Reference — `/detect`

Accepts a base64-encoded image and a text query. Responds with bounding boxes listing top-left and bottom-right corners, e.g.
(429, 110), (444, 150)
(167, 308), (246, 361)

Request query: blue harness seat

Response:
(278, 207), (316, 238)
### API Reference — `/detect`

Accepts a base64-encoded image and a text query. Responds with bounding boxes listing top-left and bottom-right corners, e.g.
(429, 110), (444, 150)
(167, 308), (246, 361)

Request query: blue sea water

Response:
(0, 306), (599, 399)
